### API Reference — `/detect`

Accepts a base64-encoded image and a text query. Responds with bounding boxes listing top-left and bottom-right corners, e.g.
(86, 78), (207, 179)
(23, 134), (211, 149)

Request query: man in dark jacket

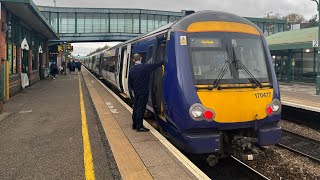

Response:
(128, 53), (164, 132)
(50, 62), (58, 79)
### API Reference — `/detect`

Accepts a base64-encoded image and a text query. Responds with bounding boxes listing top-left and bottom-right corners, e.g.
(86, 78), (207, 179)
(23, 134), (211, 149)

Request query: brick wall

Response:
(0, 6), (7, 112)
(0, 7), (7, 61)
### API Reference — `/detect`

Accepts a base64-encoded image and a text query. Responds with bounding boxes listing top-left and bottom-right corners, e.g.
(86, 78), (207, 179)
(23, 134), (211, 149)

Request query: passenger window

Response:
(147, 46), (154, 62)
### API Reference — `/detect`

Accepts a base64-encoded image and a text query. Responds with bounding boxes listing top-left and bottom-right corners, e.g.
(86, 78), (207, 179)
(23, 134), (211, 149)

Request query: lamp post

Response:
(311, 0), (320, 95)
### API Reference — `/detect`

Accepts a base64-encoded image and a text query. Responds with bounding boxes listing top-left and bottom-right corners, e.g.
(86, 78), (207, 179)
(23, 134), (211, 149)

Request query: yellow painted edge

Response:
(78, 73), (96, 180)
(187, 21), (261, 35)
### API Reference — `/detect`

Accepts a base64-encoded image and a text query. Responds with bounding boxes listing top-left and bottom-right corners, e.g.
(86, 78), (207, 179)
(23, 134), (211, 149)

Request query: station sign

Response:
(58, 44), (73, 52)
(313, 40), (318, 48)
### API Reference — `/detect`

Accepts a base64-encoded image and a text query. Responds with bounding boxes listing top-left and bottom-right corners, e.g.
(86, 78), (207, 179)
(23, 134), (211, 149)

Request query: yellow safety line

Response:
(78, 73), (96, 180)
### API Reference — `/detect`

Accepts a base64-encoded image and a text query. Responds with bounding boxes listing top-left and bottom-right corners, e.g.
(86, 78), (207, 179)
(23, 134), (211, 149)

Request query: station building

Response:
(0, 0), (59, 111)
(266, 27), (319, 83)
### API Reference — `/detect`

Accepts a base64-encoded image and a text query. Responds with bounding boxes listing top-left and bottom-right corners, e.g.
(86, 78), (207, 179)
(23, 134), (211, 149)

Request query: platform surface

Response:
(0, 73), (121, 179)
(82, 69), (208, 180)
(280, 83), (320, 112)
(0, 70), (208, 180)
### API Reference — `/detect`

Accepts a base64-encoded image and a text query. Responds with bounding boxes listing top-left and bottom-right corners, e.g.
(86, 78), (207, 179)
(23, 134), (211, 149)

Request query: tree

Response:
(87, 44), (111, 56)
(283, 13), (306, 23)
(264, 13), (283, 20)
(308, 14), (318, 23)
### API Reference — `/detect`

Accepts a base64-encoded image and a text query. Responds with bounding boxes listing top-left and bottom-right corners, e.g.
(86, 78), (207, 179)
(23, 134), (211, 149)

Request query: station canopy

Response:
(266, 27), (317, 50)
(1, 0), (59, 40)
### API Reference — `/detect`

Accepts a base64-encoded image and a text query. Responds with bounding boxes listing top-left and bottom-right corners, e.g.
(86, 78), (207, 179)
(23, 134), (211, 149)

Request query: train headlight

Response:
(189, 103), (205, 120)
(189, 103), (215, 121)
(266, 99), (281, 116)
(271, 99), (281, 114)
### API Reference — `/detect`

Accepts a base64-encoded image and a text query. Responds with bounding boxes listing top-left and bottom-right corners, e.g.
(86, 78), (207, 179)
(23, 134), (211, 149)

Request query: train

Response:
(84, 10), (282, 165)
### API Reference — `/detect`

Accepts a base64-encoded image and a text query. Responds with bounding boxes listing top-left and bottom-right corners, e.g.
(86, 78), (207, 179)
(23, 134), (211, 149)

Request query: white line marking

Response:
(282, 101), (320, 112)
(19, 110), (33, 114)
(105, 102), (119, 114)
(85, 69), (210, 180)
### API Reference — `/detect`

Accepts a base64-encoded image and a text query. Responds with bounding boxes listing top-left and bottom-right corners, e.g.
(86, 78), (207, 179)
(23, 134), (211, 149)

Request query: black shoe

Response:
(132, 125), (136, 130)
(136, 126), (150, 132)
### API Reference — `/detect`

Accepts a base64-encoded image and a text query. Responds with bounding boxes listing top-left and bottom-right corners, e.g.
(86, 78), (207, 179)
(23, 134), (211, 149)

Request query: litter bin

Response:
(44, 68), (50, 78)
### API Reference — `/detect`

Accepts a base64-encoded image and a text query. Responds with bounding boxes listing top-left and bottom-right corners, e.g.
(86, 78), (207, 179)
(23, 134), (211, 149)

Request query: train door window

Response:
(147, 46), (154, 63)
(153, 38), (167, 116)
(141, 52), (147, 64)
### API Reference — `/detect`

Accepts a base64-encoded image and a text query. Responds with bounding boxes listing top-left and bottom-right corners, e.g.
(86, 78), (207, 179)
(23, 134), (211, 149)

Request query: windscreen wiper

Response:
(212, 59), (232, 89)
(231, 47), (264, 88)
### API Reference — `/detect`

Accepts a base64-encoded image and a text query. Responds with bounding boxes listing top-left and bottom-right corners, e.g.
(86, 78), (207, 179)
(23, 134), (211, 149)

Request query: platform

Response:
(0, 69), (209, 180)
(280, 83), (320, 113)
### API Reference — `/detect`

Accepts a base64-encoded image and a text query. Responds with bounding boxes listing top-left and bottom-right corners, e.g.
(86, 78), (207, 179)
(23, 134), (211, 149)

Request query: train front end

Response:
(163, 11), (281, 158)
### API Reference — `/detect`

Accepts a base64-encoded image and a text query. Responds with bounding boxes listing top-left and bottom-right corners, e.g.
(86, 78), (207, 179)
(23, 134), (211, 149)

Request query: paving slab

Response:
(0, 73), (120, 180)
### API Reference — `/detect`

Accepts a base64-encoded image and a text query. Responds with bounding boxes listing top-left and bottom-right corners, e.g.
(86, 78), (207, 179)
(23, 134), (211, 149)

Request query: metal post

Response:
(316, 0), (320, 95)
(63, 43), (67, 75)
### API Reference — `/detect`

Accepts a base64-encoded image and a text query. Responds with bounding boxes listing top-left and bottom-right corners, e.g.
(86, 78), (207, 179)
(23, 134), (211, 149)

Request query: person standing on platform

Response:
(50, 62), (58, 79)
(76, 60), (82, 72)
(128, 53), (164, 132)
(71, 60), (76, 72)
(67, 61), (72, 73)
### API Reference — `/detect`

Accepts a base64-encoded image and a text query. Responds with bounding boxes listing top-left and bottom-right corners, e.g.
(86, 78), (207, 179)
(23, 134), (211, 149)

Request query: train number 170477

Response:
(254, 92), (271, 98)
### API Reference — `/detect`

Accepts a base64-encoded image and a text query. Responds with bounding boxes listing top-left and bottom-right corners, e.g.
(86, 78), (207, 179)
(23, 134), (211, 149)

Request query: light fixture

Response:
(306, 49), (310, 52)
(272, 56), (276, 59)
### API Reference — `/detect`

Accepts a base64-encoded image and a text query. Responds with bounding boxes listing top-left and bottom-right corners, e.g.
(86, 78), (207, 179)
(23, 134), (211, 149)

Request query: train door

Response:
(118, 48), (125, 91)
(122, 44), (131, 97)
(99, 53), (103, 75)
(152, 35), (167, 118)
(116, 47), (122, 88)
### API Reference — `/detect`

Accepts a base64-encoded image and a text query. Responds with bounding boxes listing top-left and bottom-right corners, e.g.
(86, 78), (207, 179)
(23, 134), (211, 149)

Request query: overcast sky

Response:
(33, 0), (318, 56)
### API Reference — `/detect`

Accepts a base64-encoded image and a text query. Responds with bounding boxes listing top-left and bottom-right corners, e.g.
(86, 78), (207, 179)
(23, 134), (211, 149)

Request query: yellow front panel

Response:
(187, 21), (261, 35)
(197, 88), (273, 123)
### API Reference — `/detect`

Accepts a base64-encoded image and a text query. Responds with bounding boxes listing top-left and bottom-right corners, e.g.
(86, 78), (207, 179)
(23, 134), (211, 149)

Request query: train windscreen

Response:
(189, 32), (270, 85)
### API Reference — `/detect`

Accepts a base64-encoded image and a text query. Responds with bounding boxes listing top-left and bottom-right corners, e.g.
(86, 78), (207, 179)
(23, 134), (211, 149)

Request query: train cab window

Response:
(147, 46), (154, 63)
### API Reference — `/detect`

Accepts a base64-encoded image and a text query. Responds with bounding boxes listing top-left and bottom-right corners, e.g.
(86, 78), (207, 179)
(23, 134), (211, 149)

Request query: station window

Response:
(133, 14), (140, 33)
(7, 44), (13, 74)
(118, 14), (125, 33)
(110, 14), (118, 32)
(147, 14), (155, 32)
(125, 14), (133, 33)
(141, 14), (147, 33)
(77, 13), (85, 33)
(32, 53), (37, 70)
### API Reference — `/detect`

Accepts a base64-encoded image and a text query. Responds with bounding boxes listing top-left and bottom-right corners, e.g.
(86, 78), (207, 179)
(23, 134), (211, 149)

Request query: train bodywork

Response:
(84, 11), (282, 157)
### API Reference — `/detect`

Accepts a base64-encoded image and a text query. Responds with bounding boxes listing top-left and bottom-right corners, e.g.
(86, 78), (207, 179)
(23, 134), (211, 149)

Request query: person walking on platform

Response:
(67, 61), (72, 73)
(128, 53), (164, 132)
(76, 60), (82, 72)
(50, 62), (58, 79)
(71, 60), (76, 72)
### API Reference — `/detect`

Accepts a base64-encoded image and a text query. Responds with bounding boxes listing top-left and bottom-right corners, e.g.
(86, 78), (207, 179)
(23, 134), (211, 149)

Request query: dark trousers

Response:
(132, 94), (148, 129)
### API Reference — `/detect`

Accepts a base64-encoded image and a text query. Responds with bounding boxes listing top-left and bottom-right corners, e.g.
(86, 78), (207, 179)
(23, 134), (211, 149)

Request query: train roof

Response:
(172, 10), (256, 31)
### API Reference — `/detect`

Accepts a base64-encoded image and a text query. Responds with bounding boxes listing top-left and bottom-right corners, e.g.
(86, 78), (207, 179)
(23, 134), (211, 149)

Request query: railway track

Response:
(193, 156), (270, 180)
(278, 130), (320, 163)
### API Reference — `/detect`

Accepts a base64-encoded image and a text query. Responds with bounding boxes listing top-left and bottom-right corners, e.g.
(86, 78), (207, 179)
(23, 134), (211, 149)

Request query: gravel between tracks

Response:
(279, 120), (320, 141)
(246, 146), (320, 180)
